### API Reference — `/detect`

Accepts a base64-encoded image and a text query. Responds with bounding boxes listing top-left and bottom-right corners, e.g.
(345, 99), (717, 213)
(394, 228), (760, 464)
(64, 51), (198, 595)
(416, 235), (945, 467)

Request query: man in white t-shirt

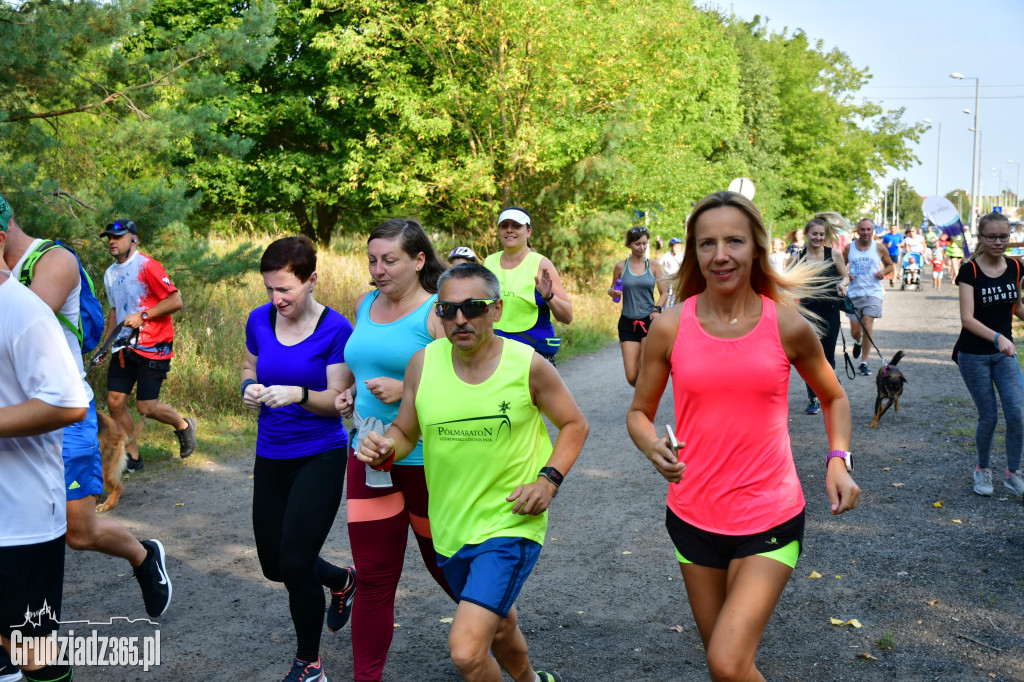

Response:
(0, 194), (88, 682)
(658, 237), (684, 305)
(1, 194), (172, 626)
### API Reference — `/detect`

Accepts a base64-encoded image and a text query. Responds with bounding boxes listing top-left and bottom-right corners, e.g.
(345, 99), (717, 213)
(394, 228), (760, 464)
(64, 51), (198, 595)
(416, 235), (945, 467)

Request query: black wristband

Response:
(240, 378), (256, 398)
(538, 466), (564, 488)
(653, 305), (662, 313)
(298, 386), (309, 405)
(543, 291), (554, 301)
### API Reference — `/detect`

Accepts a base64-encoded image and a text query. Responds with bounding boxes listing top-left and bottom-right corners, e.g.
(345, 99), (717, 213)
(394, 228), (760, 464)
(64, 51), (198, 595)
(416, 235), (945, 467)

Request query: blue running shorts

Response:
(63, 400), (104, 501)
(437, 536), (542, 618)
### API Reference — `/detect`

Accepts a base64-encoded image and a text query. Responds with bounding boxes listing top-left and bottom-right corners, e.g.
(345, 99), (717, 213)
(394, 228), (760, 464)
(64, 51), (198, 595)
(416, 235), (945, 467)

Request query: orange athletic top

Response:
(668, 295), (805, 535)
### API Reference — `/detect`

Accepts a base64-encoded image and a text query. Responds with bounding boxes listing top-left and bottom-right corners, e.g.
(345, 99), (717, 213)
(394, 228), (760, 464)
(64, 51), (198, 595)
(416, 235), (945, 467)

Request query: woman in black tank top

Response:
(798, 214), (850, 414)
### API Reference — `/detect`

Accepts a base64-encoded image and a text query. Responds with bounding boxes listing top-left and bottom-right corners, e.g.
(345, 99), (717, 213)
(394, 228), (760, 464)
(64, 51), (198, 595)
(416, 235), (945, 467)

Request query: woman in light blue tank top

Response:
(607, 226), (667, 386)
(332, 218), (455, 680)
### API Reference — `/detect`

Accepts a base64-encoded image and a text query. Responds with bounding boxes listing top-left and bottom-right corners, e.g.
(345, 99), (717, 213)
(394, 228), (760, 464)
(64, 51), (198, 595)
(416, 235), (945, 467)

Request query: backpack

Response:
(18, 240), (105, 352)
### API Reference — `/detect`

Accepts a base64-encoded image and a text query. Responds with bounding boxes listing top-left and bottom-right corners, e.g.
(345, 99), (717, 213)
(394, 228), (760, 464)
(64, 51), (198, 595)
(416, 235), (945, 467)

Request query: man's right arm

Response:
(25, 247), (79, 316)
(0, 399), (85, 438)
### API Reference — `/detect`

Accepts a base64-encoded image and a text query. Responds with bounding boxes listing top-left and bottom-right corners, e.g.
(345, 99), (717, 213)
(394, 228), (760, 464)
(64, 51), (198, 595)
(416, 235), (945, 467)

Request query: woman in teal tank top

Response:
(333, 218), (455, 680)
(607, 225), (667, 386)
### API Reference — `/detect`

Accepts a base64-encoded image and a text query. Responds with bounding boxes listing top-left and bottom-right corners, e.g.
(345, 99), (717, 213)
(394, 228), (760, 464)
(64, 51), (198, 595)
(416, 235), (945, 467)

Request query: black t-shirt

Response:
(954, 257), (1022, 355)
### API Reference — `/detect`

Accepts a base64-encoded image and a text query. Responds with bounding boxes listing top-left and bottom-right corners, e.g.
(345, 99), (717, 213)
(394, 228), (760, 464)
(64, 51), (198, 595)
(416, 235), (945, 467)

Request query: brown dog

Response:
(870, 350), (907, 429)
(95, 411), (144, 512)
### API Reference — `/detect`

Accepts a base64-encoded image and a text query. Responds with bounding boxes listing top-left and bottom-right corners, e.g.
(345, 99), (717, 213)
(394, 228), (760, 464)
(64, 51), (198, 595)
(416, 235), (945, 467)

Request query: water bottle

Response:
(612, 278), (623, 303)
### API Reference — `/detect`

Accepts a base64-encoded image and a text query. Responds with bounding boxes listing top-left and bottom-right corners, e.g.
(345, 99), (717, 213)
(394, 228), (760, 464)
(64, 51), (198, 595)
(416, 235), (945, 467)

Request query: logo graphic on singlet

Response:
(429, 414), (511, 443)
(499, 401), (510, 414)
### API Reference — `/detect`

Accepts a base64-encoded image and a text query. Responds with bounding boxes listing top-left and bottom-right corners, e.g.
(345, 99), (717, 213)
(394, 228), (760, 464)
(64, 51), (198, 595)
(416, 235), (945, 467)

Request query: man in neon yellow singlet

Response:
(358, 263), (588, 682)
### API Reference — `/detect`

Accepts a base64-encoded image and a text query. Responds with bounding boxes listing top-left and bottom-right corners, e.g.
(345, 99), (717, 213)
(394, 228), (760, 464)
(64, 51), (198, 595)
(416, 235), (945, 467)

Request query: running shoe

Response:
(535, 671), (562, 682)
(126, 454), (145, 472)
(973, 467), (994, 496)
(282, 657), (326, 682)
(852, 342), (862, 359)
(805, 398), (820, 415)
(1004, 470), (1024, 496)
(135, 539), (172, 617)
(326, 567), (357, 633)
(0, 647), (22, 682)
(176, 417), (197, 458)
(858, 363), (871, 376)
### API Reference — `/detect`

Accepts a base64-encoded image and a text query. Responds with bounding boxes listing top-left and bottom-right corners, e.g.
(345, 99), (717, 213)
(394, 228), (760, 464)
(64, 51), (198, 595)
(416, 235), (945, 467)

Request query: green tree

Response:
(715, 15), (922, 236)
(945, 189), (970, 221)
(883, 178), (924, 228)
(307, 0), (742, 267)
(0, 0), (275, 279)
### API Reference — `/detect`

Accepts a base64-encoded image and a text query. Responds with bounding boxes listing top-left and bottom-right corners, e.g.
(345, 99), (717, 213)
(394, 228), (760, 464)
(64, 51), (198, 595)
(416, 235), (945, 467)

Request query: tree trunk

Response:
(292, 200), (313, 240)
(314, 202), (340, 246)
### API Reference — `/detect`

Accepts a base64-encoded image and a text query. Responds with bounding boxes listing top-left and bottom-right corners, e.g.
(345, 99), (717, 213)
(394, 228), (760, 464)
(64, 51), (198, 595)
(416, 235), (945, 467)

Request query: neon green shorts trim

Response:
(675, 539), (800, 569)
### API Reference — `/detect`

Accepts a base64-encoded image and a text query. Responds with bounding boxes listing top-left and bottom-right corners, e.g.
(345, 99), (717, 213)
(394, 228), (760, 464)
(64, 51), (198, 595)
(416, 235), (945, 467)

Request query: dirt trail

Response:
(64, 285), (1024, 681)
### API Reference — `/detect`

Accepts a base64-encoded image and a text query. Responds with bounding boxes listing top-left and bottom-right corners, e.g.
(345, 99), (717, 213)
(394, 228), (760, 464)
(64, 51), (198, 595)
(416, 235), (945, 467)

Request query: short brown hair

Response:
(260, 235), (316, 282)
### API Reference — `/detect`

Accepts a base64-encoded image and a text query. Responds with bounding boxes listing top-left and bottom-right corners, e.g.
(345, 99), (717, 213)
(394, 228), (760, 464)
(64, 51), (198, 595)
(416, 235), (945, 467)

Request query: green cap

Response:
(0, 193), (11, 233)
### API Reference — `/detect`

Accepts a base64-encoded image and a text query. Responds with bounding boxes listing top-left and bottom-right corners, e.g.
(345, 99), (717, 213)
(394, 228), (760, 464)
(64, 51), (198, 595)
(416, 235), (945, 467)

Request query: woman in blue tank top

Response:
(608, 226), (667, 386)
(333, 219), (455, 680)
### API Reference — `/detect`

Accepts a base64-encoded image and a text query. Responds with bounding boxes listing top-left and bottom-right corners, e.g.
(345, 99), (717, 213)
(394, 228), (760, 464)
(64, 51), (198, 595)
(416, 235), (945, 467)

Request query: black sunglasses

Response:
(434, 299), (496, 320)
(628, 226), (649, 236)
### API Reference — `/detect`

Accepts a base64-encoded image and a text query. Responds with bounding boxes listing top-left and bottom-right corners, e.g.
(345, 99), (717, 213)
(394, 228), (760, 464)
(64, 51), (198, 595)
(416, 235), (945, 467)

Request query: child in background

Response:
(768, 238), (787, 272)
(930, 248), (944, 290)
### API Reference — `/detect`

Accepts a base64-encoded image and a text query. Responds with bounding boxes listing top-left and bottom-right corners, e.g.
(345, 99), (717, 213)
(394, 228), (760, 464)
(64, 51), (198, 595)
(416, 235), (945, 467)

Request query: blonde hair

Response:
(806, 211), (849, 248)
(674, 192), (834, 327)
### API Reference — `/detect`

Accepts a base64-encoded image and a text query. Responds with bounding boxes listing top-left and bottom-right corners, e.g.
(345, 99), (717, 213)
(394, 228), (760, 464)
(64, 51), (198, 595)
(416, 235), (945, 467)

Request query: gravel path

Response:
(63, 285), (1024, 681)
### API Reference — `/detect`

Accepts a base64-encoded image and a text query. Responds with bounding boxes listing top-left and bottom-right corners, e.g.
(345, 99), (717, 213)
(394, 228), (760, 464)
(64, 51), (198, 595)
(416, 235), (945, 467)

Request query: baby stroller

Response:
(901, 252), (922, 291)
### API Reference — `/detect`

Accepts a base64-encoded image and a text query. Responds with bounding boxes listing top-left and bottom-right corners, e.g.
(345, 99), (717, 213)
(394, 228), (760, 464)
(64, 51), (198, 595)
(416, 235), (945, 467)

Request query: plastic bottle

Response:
(612, 278), (623, 303)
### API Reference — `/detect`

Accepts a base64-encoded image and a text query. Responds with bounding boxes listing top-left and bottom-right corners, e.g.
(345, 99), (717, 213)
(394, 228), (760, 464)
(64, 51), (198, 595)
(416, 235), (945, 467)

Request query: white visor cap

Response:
(497, 208), (531, 226)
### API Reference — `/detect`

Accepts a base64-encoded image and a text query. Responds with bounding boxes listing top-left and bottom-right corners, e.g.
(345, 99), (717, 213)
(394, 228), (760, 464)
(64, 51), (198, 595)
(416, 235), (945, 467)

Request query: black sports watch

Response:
(538, 466), (564, 488)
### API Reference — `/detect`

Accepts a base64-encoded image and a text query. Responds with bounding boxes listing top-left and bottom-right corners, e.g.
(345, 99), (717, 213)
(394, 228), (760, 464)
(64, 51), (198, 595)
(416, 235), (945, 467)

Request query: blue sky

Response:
(710, 0), (1024, 204)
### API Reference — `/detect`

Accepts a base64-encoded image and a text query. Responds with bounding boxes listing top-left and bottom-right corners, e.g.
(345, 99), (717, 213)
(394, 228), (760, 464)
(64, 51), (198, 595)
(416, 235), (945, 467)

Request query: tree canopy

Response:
(1, 0), (923, 278)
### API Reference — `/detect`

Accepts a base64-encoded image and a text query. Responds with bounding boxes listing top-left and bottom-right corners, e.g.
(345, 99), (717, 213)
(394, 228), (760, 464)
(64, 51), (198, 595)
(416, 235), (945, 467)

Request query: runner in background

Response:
(99, 220), (196, 470)
(953, 212), (1024, 499)
(796, 213), (850, 415)
(881, 225), (903, 286)
(448, 246), (478, 267)
(658, 237), (684, 304)
(627, 190), (859, 682)
(484, 207), (573, 363)
(609, 226), (668, 386)
(843, 219), (894, 376)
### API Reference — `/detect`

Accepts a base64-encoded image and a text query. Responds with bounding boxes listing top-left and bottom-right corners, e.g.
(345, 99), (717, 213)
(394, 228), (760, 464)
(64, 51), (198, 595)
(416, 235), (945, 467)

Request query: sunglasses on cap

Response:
(434, 299), (496, 320)
(628, 226), (649, 237)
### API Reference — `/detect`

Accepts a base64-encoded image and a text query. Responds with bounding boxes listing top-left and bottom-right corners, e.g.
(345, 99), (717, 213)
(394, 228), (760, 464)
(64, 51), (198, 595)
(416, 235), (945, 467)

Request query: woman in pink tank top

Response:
(627, 191), (860, 681)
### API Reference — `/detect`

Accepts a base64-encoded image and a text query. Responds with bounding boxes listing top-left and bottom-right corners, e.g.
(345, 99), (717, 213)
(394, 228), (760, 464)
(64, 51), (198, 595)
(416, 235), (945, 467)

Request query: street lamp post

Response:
(923, 118), (942, 195)
(952, 72), (981, 230)
(1009, 160), (1021, 209)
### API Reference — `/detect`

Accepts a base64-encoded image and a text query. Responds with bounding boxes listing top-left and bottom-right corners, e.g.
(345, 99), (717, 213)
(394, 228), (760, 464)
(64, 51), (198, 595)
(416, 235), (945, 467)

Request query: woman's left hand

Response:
(365, 377), (403, 404)
(826, 463), (860, 515)
(260, 384), (302, 409)
(836, 282), (848, 297)
(535, 267), (554, 301)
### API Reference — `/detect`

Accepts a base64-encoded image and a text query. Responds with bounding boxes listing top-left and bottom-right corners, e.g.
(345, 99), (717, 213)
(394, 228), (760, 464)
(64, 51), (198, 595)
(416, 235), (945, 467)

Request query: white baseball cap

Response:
(497, 207), (531, 226)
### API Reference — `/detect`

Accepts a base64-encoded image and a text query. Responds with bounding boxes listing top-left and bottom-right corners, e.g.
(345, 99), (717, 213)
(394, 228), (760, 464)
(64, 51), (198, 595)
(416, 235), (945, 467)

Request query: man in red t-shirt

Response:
(100, 220), (196, 470)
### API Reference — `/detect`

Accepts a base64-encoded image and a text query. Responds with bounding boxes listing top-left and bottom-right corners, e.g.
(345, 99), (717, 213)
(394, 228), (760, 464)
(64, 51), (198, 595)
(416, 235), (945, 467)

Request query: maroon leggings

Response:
(346, 452), (455, 681)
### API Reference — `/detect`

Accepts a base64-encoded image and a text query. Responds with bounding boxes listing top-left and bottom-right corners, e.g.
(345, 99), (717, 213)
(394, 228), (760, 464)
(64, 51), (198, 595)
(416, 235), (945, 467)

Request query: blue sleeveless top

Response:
(345, 289), (437, 466)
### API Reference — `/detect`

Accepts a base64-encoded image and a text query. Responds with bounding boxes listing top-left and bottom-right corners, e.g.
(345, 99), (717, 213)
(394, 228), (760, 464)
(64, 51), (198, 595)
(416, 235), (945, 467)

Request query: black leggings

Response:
(253, 447), (349, 662)
(804, 301), (840, 401)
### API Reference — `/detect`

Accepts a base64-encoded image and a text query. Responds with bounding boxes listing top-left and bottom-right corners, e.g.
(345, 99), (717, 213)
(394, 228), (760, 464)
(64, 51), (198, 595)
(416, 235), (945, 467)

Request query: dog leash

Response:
(843, 295), (889, 365)
(87, 323), (139, 374)
(838, 328), (857, 380)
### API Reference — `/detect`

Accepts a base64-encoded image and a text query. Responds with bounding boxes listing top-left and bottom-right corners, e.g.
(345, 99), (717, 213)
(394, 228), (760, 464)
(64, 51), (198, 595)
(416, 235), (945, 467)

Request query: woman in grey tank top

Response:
(607, 226), (668, 385)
